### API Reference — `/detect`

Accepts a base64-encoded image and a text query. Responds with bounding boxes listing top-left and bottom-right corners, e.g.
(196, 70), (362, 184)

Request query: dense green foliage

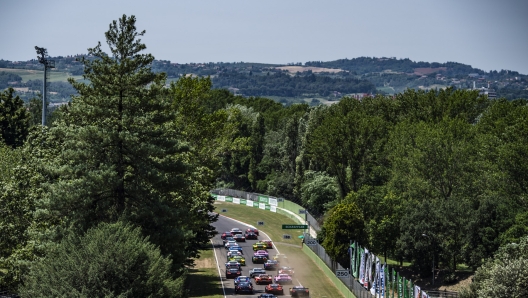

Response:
(19, 221), (185, 297)
(0, 87), (29, 148)
(0, 72), (22, 90)
(459, 235), (528, 298)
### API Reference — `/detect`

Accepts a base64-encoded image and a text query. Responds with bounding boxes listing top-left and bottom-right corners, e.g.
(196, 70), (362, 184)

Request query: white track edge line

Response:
(210, 239), (227, 298)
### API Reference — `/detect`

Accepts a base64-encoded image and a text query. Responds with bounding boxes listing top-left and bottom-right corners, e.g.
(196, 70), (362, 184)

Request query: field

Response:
(0, 68), (82, 82)
(188, 201), (345, 298)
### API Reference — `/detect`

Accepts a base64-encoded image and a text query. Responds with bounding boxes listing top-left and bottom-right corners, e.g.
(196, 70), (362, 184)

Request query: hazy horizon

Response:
(1, 0), (527, 74)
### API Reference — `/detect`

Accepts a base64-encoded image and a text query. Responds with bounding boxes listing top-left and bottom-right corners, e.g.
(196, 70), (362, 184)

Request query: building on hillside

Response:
(471, 81), (497, 99)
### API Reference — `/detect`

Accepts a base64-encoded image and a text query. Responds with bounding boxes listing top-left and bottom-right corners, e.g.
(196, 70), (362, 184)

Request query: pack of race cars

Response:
(222, 227), (310, 296)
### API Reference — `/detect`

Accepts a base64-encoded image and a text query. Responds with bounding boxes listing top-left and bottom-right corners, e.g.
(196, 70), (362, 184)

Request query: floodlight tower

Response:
(35, 46), (55, 126)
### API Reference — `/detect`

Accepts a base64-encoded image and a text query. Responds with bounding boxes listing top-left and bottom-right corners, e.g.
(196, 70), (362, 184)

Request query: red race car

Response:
(262, 240), (273, 248)
(246, 227), (259, 236)
(265, 283), (284, 295)
(254, 274), (273, 285)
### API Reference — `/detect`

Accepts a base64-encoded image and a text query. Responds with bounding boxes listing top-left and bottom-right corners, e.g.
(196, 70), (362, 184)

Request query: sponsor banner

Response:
(265, 204), (271, 210)
(218, 195), (225, 201)
(240, 199), (247, 205)
(211, 193), (217, 199)
(270, 206), (277, 212)
(268, 197), (278, 206)
(246, 200), (254, 207)
(414, 285), (421, 298)
(259, 203), (266, 210)
(258, 196), (269, 204)
(225, 196), (233, 202)
(233, 198), (240, 204)
(253, 201), (259, 207)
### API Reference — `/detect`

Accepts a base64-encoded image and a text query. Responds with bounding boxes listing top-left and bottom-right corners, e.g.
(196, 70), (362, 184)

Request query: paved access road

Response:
(212, 214), (302, 298)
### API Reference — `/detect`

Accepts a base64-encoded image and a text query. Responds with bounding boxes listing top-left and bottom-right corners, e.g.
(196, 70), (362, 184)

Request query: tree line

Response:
(1, 14), (527, 296)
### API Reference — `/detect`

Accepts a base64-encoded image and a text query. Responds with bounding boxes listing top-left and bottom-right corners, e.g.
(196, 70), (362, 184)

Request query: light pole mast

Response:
(35, 46), (55, 126)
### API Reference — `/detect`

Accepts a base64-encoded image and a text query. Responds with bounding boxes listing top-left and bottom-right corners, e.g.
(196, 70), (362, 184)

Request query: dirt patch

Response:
(275, 66), (344, 74)
(193, 257), (215, 269)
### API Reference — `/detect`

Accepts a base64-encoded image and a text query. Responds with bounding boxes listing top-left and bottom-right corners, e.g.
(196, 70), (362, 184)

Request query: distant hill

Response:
(1, 56), (527, 103)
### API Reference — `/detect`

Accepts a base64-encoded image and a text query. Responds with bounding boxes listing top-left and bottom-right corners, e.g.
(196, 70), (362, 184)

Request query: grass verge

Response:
(187, 246), (224, 298)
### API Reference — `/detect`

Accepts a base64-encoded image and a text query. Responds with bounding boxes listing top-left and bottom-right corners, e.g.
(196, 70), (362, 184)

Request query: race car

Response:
(225, 267), (241, 279)
(246, 227), (259, 236)
(255, 274), (273, 285)
(289, 286), (310, 297)
(233, 234), (246, 242)
(245, 231), (258, 240)
(262, 240), (273, 248)
(227, 250), (242, 258)
(264, 260), (279, 270)
(235, 281), (254, 294)
(225, 240), (238, 249)
(220, 231), (232, 240)
(223, 236), (235, 244)
(253, 241), (268, 251)
(278, 266), (294, 276)
(258, 294), (278, 298)
(227, 245), (243, 254)
(274, 273), (293, 285)
(255, 250), (269, 258)
(230, 228), (243, 236)
(225, 261), (241, 269)
(234, 276), (251, 286)
(229, 255), (246, 266)
(265, 283), (284, 295)
(249, 267), (267, 278)
(252, 254), (268, 264)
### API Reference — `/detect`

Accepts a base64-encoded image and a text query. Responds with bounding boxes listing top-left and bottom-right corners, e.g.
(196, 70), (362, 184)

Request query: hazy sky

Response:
(1, 0), (527, 74)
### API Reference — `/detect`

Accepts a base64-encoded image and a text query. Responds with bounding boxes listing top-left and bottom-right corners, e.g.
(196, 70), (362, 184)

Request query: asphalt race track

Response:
(212, 214), (302, 298)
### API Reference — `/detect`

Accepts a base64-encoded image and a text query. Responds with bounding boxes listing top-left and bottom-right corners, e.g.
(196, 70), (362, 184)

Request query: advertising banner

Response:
(233, 198), (240, 204)
(217, 195), (225, 201)
(268, 197), (278, 206)
(258, 196), (269, 204)
(225, 196), (233, 202)
(246, 200), (254, 207)
(270, 206), (277, 212)
(259, 203), (266, 210)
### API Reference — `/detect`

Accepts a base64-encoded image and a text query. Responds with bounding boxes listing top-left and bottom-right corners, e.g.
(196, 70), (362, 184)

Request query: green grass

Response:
(0, 68), (82, 82)
(212, 201), (345, 298)
(187, 270), (224, 297)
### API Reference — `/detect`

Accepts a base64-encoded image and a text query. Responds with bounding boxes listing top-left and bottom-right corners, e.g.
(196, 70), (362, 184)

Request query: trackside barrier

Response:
(302, 244), (356, 298)
(211, 188), (323, 233)
(304, 234), (372, 298)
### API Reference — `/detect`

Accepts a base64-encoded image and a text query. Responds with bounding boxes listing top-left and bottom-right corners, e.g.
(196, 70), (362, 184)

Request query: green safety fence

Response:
(302, 245), (356, 298)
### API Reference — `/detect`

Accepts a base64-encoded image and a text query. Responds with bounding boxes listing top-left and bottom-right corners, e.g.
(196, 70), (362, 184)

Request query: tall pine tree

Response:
(40, 14), (213, 272)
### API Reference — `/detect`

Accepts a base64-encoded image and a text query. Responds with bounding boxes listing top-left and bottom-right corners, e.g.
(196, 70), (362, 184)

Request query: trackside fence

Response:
(304, 233), (371, 298)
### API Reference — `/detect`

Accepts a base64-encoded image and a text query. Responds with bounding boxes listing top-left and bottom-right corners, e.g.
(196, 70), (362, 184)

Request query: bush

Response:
(19, 221), (186, 298)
